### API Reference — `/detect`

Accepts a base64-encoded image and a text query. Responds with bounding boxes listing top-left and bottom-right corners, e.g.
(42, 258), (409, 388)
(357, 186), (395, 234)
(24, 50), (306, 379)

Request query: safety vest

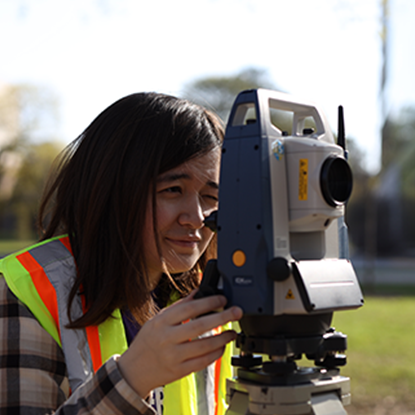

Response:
(0, 235), (232, 415)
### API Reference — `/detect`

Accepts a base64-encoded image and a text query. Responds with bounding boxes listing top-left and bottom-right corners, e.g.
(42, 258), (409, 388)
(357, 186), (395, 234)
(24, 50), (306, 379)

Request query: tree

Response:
(7, 141), (63, 240)
(381, 107), (415, 198)
(376, 107), (415, 255)
(182, 67), (279, 123)
(346, 106), (415, 257)
(0, 83), (61, 240)
(344, 137), (375, 256)
(0, 83), (58, 146)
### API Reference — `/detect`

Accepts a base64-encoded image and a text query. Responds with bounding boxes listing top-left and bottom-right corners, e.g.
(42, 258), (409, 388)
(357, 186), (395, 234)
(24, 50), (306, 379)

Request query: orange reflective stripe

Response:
(85, 325), (102, 372)
(214, 355), (222, 415)
(80, 291), (102, 372)
(59, 236), (73, 255)
(211, 325), (222, 415)
(16, 251), (61, 336)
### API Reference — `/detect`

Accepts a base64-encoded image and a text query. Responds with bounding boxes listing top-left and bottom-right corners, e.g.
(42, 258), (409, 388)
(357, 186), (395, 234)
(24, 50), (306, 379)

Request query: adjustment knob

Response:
(267, 257), (292, 282)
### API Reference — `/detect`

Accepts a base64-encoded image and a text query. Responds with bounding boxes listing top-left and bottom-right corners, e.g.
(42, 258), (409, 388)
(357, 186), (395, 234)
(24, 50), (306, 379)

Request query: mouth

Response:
(165, 237), (201, 250)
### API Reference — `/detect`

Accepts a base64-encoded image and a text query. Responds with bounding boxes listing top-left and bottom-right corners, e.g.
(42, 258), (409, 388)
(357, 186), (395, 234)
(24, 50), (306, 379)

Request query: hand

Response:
(118, 292), (243, 399)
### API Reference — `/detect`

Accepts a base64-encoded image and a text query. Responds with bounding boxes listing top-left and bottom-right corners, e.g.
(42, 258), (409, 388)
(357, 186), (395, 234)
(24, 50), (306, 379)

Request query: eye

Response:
(203, 194), (218, 202)
(166, 186), (181, 193)
(161, 186), (182, 195)
(201, 193), (219, 206)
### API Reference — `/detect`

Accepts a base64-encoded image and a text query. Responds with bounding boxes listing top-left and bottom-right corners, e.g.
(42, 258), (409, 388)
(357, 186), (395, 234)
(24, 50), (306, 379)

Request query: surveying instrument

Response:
(198, 89), (364, 414)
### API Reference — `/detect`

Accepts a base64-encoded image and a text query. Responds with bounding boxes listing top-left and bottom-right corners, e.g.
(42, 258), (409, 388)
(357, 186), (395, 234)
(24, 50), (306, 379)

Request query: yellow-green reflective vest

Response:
(0, 235), (232, 415)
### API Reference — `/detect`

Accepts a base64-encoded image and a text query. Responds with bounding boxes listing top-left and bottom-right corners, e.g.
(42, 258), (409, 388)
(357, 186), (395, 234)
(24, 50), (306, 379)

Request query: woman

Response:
(0, 92), (243, 414)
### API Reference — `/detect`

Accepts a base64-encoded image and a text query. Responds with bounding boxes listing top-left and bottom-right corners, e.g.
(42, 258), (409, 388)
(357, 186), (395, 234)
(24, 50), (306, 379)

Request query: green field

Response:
(332, 297), (415, 414)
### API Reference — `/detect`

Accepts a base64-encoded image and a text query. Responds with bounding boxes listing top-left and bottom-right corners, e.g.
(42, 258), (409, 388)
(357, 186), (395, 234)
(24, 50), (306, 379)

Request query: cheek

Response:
(155, 203), (176, 231)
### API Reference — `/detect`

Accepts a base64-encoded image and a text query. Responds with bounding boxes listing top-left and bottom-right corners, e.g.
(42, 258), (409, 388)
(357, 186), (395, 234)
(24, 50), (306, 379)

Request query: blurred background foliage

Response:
(0, 83), (63, 243)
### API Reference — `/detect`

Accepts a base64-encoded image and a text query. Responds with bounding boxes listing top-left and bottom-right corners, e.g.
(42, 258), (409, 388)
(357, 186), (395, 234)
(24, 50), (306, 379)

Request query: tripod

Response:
(225, 330), (350, 415)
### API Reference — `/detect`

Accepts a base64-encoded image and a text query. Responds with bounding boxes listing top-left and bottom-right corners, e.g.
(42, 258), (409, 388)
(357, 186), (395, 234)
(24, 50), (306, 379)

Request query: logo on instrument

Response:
(272, 139), (284, 161)
(233, 276), (253, 286)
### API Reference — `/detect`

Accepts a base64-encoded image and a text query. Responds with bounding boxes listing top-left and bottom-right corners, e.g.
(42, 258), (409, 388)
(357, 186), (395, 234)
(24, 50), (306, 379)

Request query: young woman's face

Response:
(143, 147), (221, 285)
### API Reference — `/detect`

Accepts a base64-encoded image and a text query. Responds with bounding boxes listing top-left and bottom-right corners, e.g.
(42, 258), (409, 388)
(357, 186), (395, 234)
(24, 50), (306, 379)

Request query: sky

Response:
(1, 0), (414, 174)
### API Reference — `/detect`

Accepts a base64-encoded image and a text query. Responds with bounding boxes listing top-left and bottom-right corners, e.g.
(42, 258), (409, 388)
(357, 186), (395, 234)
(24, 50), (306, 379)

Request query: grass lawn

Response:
(332, 296), (415, 414)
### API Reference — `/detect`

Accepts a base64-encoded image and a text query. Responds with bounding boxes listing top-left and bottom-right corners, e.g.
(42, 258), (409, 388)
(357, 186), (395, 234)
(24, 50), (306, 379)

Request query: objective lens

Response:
(320, 156), (353, 207)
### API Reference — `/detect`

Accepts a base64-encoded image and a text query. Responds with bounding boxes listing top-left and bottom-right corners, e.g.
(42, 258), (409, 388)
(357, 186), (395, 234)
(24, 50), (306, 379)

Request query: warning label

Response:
(299, 159), (308, 201)
(285, 289), (295, 300)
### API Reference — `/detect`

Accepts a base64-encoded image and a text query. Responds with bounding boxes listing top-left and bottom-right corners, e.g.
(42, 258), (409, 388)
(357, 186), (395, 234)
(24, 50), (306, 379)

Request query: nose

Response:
(178, 195), (205, 229)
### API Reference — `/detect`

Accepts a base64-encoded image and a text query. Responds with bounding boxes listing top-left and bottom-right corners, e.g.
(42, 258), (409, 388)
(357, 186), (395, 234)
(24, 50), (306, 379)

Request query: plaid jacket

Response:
(0, 277), (156, 415)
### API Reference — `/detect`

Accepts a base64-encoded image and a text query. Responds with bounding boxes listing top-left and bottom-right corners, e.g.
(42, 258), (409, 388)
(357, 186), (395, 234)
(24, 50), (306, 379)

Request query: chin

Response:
(166, 258), (199, 275)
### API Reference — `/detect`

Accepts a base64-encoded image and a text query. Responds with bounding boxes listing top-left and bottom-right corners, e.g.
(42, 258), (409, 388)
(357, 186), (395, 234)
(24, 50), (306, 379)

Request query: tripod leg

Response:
(225, 390), (252, 415)
(311, 392), (347, 415)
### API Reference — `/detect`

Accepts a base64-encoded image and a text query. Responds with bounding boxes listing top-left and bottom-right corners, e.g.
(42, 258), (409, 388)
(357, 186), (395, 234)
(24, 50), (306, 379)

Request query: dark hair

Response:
(38, 92), (224, 328)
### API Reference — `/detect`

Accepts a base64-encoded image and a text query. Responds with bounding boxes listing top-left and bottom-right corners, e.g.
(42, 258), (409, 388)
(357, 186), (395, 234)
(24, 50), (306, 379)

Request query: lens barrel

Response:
(320, 156), (353, 207)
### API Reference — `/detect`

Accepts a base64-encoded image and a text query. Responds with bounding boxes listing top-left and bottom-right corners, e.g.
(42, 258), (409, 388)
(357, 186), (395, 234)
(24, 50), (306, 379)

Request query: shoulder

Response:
(0, 275), (37, 319)
(0, 276), (67, 366)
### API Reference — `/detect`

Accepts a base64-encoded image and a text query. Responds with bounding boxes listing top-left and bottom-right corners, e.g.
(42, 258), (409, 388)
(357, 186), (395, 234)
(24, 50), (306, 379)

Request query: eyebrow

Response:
(157, 172), (219, 189)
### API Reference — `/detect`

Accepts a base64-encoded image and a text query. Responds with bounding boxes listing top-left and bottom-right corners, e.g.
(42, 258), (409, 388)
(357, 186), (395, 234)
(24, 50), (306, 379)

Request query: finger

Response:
(167, 289), (199, 306)
(179, 346), (227, 379)
(179, 330), (237, 361)
(161, 295), (228, 326)
(173, 306), (243, 343)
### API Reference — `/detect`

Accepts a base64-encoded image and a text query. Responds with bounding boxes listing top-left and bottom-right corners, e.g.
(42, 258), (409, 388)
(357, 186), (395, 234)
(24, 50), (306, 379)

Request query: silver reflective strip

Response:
(195, 330), (217, 415)
(195, 363), (215, 415)
(29, 239), (93, 392)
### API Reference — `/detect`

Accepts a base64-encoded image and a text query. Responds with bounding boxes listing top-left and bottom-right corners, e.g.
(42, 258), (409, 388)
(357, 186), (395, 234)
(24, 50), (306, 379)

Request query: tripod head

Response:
(199, 89), (363, 376)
